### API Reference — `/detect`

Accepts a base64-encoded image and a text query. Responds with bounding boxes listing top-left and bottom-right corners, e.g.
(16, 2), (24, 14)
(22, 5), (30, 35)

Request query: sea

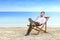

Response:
(0, 12), (60, 27)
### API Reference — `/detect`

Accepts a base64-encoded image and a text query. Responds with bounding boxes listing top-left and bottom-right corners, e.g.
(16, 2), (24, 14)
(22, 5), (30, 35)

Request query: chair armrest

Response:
(45, 16), (50, 21)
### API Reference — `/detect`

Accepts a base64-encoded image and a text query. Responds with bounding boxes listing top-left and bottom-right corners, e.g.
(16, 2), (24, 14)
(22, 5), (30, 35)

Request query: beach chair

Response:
(32, 17), (49, 34)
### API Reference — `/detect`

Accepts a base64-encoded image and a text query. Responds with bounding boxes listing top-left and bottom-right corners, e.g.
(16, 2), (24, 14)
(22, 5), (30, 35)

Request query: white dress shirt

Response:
(36, 16), (46, 24)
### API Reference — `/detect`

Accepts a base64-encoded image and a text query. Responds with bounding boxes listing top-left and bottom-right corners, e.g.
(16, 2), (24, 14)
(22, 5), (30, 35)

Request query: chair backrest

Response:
(45, 17), (50, 22)
(44, 17), (50, 32)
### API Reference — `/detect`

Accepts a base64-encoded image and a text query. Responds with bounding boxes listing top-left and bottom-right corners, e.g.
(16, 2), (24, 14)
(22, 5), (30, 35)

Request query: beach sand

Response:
(0, 27), (60, 40)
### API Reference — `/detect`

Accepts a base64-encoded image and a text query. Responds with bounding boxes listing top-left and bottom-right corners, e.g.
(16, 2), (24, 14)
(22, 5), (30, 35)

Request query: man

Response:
(25, 11), (46, 36)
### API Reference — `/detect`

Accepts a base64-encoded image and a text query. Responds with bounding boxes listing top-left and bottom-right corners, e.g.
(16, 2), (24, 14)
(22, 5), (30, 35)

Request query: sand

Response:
(0, 27), (60, 40)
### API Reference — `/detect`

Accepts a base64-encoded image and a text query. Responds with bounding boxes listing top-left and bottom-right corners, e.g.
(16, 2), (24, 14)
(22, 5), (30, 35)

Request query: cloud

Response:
(0, 0), (60, 12)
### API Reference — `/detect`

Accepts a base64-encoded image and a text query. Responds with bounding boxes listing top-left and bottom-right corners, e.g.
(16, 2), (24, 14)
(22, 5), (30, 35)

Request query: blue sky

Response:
(0, 0), (60, 27)
(0, 0), (60, 12)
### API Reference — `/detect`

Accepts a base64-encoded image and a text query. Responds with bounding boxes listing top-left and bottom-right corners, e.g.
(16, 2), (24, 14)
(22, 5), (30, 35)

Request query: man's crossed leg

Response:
(25, 18), (45, 36)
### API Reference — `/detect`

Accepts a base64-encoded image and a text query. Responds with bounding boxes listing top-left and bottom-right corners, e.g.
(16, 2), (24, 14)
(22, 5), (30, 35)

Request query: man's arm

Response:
(35, 16), (39, 21)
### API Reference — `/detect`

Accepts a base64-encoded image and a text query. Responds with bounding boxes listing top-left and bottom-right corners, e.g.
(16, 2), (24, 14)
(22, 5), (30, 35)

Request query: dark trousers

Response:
(26, 18), (40, 35)
(26, 23), (32, 35)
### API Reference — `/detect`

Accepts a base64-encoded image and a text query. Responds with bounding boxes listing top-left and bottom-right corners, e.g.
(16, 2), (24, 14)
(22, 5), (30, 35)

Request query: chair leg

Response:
(35, 25), (45, 34)
(32, 27), (40, 31)
(32, 23), (47, 34)
(38, 24), (45, 31)
(44, 23), (47, 33)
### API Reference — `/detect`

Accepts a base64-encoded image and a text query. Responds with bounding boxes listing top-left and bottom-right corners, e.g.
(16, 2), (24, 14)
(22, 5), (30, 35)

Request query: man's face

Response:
(40, 13), (45, 17)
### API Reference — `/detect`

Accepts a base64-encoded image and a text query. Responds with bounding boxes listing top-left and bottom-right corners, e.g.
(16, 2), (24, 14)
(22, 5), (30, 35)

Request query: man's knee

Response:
(28, 18), (33, 22)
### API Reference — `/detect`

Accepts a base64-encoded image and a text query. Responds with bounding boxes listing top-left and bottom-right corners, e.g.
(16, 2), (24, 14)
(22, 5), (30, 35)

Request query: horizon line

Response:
(0, 11), (60, 12)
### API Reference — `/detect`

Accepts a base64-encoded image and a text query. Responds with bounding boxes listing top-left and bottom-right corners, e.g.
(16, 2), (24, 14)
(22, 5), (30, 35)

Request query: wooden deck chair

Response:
(32, 17), (50, 34)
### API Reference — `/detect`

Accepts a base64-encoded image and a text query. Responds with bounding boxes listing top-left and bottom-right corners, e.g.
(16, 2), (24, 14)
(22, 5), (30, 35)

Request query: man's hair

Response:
(40, 11), (45, 14)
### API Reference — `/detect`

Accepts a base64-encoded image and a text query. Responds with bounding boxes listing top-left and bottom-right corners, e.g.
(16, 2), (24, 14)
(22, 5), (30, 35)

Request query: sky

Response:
(0, 0), (60, 12)
(0, 0), (60, 27)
